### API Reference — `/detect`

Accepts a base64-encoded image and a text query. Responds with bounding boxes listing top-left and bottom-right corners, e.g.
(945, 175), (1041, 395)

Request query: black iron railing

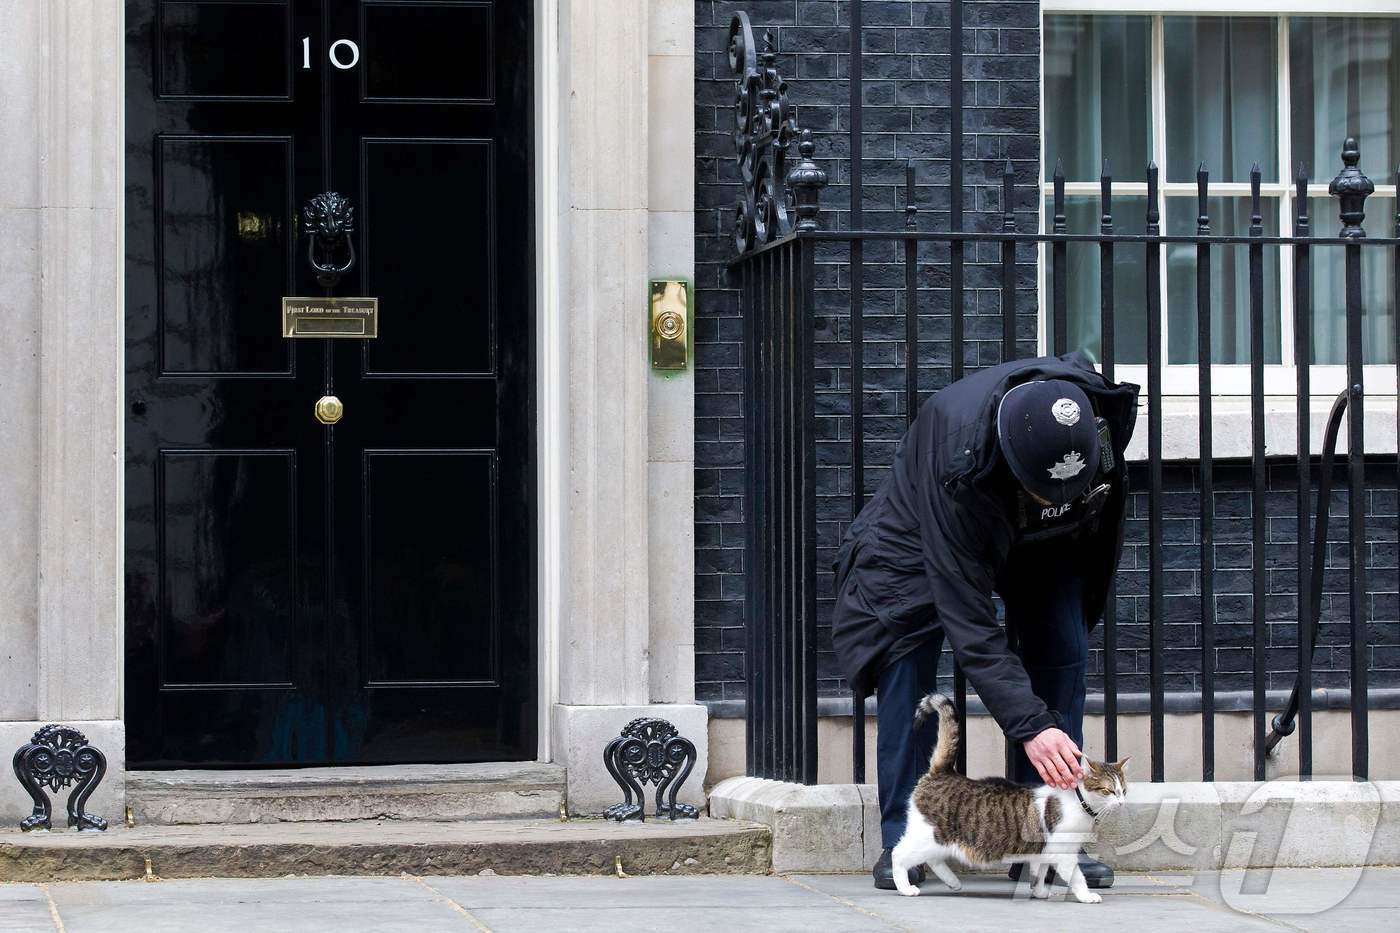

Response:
(727, 10), (1397, 786)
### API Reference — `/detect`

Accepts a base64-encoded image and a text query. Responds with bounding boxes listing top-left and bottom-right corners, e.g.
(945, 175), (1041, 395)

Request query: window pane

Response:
(1164, 17), (1278, 184)
(1165, 196), (1281, 364)
(1048, 196), (1148, 365)
(1305, 196), (1396, 365)
(1291, 18), (1400, 182)
(1044, 15), (1152, 182)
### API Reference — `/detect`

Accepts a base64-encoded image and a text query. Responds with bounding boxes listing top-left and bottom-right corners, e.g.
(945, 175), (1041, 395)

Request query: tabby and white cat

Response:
(889, 693), (1128, 904)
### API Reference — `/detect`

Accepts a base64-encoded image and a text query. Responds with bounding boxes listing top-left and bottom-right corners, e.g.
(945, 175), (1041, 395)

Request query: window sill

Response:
(1123, 395), (1400, 461)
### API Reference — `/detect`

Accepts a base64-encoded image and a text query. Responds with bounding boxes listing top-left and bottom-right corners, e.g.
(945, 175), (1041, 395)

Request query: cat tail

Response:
(912, 692), (959, 775)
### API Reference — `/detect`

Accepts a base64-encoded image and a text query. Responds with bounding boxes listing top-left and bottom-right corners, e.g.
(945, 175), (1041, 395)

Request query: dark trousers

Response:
(876, 554), (1088, 849)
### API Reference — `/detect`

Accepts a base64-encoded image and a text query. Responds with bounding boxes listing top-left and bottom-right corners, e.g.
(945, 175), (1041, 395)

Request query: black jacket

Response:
(831, 353), (1139, 742)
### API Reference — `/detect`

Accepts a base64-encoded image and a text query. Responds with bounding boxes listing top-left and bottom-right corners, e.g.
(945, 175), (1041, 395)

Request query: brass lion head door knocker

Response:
(301, 191), (357, 288)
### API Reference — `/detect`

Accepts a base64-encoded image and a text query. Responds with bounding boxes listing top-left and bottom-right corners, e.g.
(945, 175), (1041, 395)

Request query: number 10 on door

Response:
(302, 37), (361, 71)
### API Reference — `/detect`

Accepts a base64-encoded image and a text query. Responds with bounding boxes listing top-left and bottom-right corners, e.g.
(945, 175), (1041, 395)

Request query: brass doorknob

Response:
(315, 395), (344, 425)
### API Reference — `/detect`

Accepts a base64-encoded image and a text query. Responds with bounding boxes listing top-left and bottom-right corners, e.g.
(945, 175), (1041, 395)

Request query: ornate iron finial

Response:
(603, 718), (699, 822)
(730, 13), (816, 253)
(788, 131), (828, 233)
(13, 725), (107, 832)
(760, 29), (777, 63)
(301, 192), (357, 287)
(1330, 137), (1374, 238)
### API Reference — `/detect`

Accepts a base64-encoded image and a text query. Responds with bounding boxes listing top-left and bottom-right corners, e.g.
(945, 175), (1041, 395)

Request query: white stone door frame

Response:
(534, 0), (566, 763)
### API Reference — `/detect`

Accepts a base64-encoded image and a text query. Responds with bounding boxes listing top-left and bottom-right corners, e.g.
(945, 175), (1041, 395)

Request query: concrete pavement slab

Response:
(1278, 907), (1400, 933)
(1185, 866), (1399, 918)
(467, 905), (901, 933)
(9, 868), (1398, 932)
(47, 875), (421, 907)
(785, 871), (1347, 933)
(423, 873), (823, 909)
(46, 876), (460, 933)
(0, 885), (54, 932)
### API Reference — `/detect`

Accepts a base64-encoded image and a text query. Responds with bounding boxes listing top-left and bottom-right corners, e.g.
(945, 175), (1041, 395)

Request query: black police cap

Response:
(995, 379), (1100, 505)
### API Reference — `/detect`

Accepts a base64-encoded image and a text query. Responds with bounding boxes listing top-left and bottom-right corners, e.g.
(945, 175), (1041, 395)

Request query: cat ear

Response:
(1114, 756), (1131, 771)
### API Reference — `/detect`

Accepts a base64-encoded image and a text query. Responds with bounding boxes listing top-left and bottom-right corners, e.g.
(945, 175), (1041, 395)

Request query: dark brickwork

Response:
(1109, 461), (1399, 695)
(693, 2), (1400, 703)
(696, 0), (1044, 701)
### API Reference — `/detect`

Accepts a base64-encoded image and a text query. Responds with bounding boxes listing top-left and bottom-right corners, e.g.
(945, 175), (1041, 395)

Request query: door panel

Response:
(363, 450), (496, 685)
(159, 450), (298, 687)
(157, 136), (295, 375)
(158, 1), (294, 100)
(126, 0), (534, 768)
(360, 1), (494, 102)
(360, 138), (495, 375)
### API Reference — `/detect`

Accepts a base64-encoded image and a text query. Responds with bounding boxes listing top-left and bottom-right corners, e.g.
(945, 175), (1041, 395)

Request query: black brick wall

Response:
(693, 1), (1400, 703)
(1109, 462), (1399, 695)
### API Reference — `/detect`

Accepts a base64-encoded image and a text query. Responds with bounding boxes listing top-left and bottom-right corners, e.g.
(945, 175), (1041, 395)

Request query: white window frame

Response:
(1038, 1), (1400, 409)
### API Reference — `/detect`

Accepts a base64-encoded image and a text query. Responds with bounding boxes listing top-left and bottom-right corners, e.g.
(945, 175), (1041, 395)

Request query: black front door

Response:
(124, 0), (535, 767)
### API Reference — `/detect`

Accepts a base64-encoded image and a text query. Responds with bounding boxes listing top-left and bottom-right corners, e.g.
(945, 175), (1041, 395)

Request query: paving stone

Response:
(468, 905), (901, 933)
(423, 873), (824, 909)
(13, 868), (1400, 932)
(0, 884), (55, 932)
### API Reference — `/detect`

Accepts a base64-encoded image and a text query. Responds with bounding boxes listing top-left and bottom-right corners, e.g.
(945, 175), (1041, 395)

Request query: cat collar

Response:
(1074, 786), (1099, 819)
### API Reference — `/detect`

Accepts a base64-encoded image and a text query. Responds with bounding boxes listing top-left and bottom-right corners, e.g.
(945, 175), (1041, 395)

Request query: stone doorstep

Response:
(0, 817), (772, 883)
(126, 763), (568, 825)
(708, 777), (1400, 874)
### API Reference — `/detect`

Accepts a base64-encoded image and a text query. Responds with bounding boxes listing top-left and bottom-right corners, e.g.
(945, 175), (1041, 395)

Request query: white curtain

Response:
(1044, 15), (1152, 363)
(1293, 18), (1400, 365)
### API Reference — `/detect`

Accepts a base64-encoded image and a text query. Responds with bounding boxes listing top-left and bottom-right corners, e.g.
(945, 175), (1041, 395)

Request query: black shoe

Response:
(1078, 852), (1114, 889)
(873, 847), (925, 890)
(1007, 851), (1114, 889)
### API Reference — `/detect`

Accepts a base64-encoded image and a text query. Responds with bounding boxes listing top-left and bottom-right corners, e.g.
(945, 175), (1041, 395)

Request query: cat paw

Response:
(1074, 891), (1102, 904)
(944, 879), (962, 892)
(896, 887), (921, 897)
(1030, 885), (1050, 900)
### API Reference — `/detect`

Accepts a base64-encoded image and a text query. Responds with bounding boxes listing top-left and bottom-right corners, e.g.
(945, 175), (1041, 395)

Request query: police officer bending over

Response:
(830, 352), (1138, 890)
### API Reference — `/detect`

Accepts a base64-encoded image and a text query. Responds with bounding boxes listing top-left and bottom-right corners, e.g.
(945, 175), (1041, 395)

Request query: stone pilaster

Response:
(0, 0), (126, 827)
(35, 0), (124, 724)
(557, 0), (652, 709)
(645, 0), (696, 706)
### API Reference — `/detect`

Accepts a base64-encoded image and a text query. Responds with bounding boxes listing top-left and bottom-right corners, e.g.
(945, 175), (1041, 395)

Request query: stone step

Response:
(0, 818), (772, 882)
(127, 763), (567, 825)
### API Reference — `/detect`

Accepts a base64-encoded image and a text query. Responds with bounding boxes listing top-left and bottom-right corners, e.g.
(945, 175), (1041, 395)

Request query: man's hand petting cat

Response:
(1023, 728), (1082, 789)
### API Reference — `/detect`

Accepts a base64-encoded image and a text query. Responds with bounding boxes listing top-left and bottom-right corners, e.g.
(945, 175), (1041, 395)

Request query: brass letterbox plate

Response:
(282, 297), (379, 338)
